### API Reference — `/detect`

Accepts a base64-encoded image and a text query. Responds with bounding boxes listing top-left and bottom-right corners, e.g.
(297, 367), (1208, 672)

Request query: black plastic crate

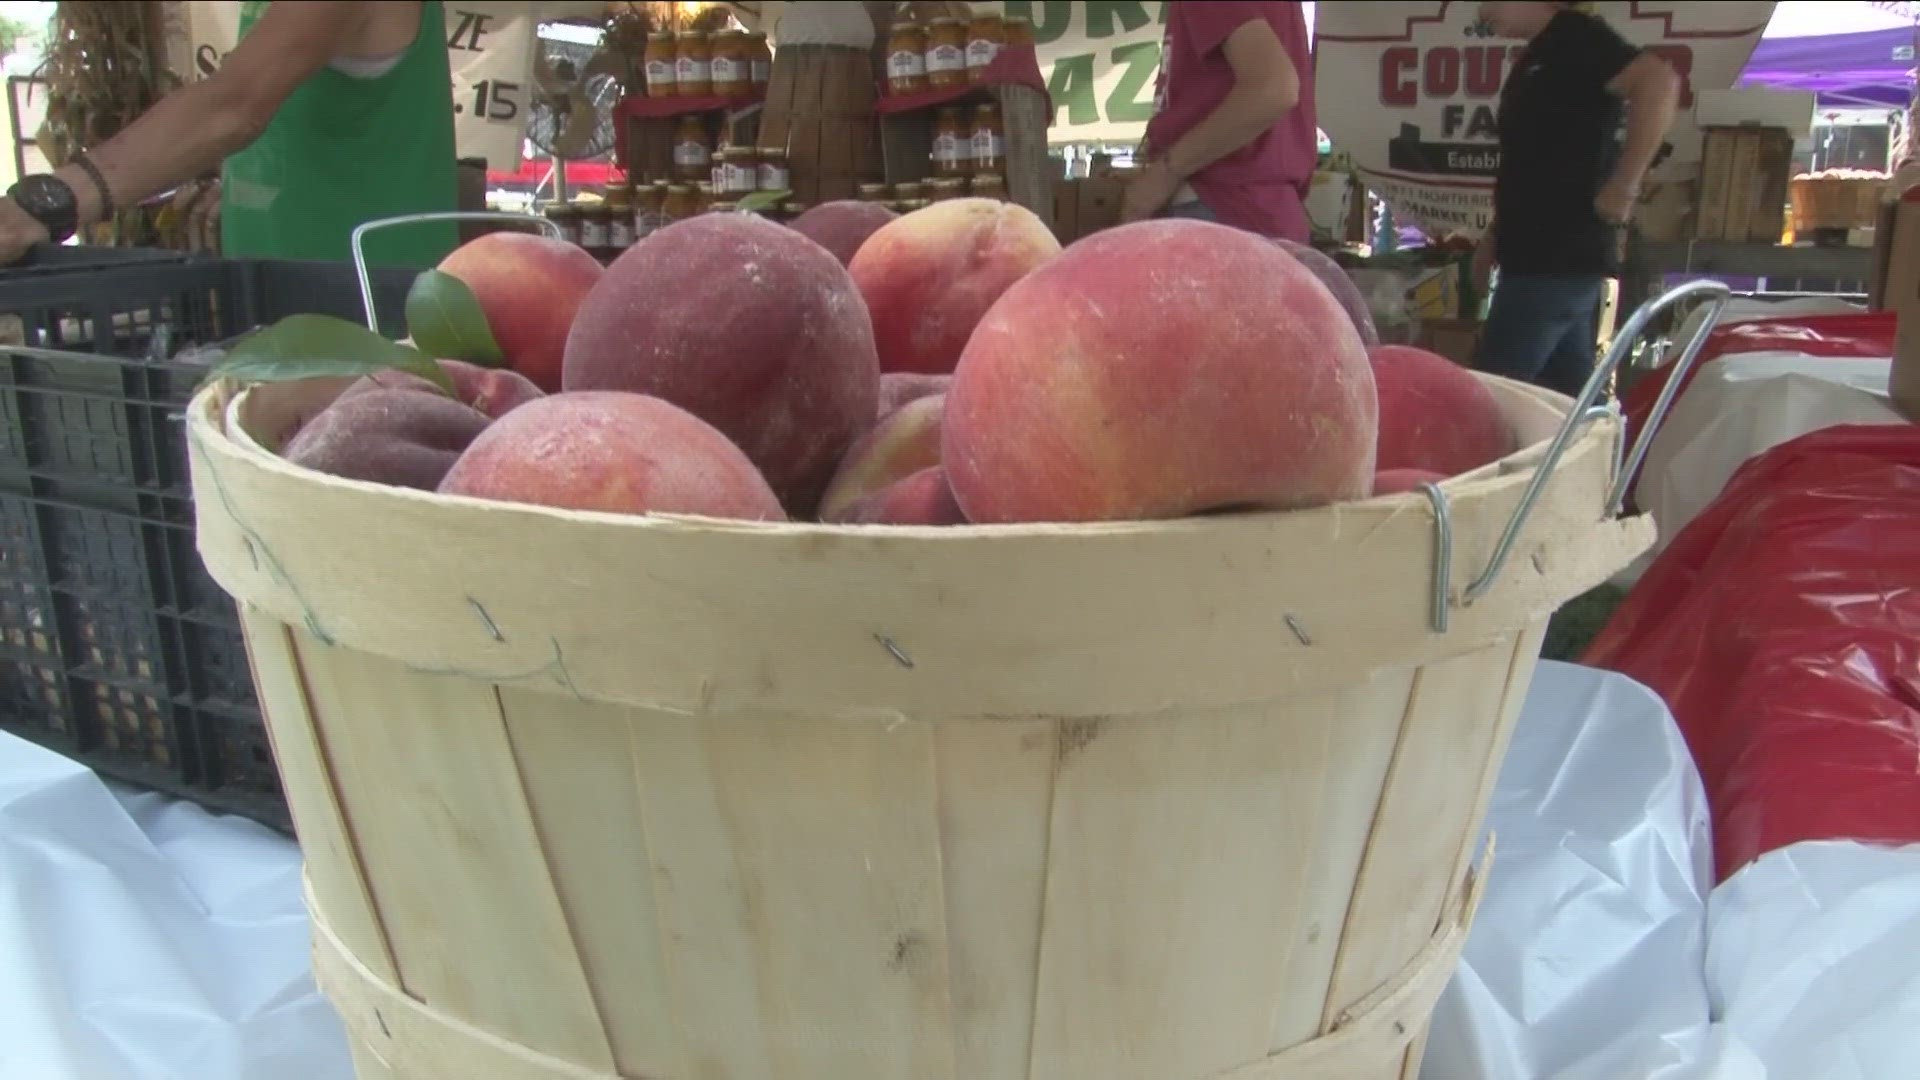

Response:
(0, 245), (421, 832)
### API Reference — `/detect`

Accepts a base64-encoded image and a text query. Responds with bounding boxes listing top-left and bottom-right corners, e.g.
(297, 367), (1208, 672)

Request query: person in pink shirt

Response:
(1123, 0), (1318, 240)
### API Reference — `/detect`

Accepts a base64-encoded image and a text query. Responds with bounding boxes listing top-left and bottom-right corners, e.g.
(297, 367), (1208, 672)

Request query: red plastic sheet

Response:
(1583, 424), (1920, 883)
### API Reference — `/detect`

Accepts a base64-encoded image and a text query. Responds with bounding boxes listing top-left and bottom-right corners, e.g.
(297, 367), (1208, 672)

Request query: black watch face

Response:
(12, 175), (77, 239)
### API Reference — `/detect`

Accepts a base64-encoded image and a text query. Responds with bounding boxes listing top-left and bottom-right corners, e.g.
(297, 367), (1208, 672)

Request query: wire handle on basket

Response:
(349, 211), (562, 333)
(1420, 278), (1731, 632)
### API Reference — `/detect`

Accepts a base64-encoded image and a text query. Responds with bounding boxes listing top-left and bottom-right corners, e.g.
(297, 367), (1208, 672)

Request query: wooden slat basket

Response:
(187, 360), (1656, 1079)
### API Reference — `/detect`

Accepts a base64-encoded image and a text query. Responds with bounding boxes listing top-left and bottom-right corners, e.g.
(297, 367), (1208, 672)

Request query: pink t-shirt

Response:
(1144, 1), (1317, 240)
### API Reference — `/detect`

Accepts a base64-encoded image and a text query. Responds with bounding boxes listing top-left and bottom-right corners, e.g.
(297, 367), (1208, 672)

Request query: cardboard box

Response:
(1051, 175), (1127, 244)
(1875, 192), (1920, 420)
(1416, 318), (1484, 367)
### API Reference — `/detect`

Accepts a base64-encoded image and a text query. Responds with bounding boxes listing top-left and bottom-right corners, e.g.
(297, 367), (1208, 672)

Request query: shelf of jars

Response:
(613, 22), (773, 216)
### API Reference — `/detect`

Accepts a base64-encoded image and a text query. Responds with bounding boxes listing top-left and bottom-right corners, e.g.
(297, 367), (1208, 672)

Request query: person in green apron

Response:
(0, 1), (457, 269)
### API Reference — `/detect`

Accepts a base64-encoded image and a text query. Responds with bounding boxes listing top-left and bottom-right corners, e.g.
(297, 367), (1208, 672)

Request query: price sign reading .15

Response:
(468, 79), (522, 121)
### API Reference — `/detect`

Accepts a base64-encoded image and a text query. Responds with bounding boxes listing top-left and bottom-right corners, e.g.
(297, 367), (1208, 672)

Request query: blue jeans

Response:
(1475, 274), (1606, 399)
(1160, 199), (1217, 222)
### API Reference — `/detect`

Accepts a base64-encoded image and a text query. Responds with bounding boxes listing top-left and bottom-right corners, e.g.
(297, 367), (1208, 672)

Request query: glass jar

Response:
(1004, 16), (1034, 48)
(757, 147), (790, 192)
(932, 107), (969, 177)
(885, 200), (911, 214)
(927, 177), (967, 202)
(606, 187), (635, 250)
(636, 182), (667, 238)
(970, 102), (1005, 175)
(709, 200), (738, 215)
(675, 31), (712, 97)
(781, 200), (809, 221)
(925, 18), (967, 89)
(748, 32), (773, 91)
(724, 146), (761, 194)
(694, 181), (715, 213)
(969, 172), (1007, 201)
(857, 182), (893, 203)
(965, 13), (1004, 81)
(900, 198), (932, 213)
(886, 21), (928, 96)
(662, 183), (697, 223)
(577, 199), (611, 252)
(893, 180), (927, 202)
(710, 29), (751, 98)
(644, 32), (677, 96)
(542, 202), (581, 246)
(672, 115), (711, 182)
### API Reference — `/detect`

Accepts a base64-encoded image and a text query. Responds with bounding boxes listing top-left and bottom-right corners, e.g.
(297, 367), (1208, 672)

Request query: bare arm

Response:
(1606, 52), (1680, 191)
(1161, 19), (1299, 182)
(49, 2), (377, 230)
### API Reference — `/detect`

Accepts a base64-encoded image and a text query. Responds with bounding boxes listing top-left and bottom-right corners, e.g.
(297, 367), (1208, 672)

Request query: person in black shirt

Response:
(1472, 2), (1680, 396)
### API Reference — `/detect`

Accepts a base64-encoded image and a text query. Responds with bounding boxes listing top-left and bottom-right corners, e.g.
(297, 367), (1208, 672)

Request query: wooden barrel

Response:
(187, 373), (1650, 1080)
(758, 43), (881, 204)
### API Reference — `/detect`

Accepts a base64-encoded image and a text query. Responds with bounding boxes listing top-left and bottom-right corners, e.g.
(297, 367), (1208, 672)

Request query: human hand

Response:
(1594, 175), (1639, 226)
(1119, 159), (1181, 224)
(0, 196), (51, 265)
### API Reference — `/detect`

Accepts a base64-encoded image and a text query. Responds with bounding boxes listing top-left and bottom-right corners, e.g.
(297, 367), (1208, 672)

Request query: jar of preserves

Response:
(748, 32), (773, 91)
(969, 102), (1005, 174)
(885, 200), (911, 214)
(710, 29), (751, 98)
(543, 201), (581, 246)
(635, 182), (666, 238)
(709, 200), (738, 215)
(969, 172), (1007, 200)
(965, 13), (1004, 80)
(606, 186), (635, 249)
(694, 181), (715, 213)
(857, 182), (893, 203)
(893, 180), (927, 202)
(672, 115), (711, 182)
(578, 199), (612, 255)
(781, 200), (809, 220)
(927, 177), (966, 202)
(1003, 16), (1034, 48)
(644, 32), (677, 96)
(757, 147), (790, 192)
(932, 107), (969, 177)
(662, 183), (697, 223)
(725, 147), (761, 194)
(925, 18), (967, 89)
(886, 21), (928, 95)
(900, 198), (932, 213)
(675, 32), (712, 97)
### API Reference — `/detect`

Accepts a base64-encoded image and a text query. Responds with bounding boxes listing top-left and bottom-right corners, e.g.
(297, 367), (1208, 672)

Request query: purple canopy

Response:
(1740, 26), (1917, 108)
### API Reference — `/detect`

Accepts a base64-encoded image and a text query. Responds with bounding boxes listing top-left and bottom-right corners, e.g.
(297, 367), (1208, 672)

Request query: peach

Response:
(563, 213), (878, 516)
(849, 198), (1061, 375)
(338, 358), (543, 419)
(944, 219), (1376, 523)
(818, 393), (944, 522)
(1274, 237), (1379, 348)
(281, 388), (491, 491)
(438, 391), (784, 521)
(1372, 468), (1447, 496)
(840, 466), (967, 525)
(876, 371), (950, 418)
(438, 232), (604, 392)
(1369, 345), (1514, 477)
(789, 200), (899, 266)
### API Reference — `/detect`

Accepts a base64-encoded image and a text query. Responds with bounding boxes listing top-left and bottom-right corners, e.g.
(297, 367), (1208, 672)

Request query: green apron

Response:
(221, 1), (458, 268)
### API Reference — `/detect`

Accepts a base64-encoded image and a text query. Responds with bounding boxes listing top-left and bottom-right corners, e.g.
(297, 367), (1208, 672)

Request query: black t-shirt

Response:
(1493, 10), (1642, 276)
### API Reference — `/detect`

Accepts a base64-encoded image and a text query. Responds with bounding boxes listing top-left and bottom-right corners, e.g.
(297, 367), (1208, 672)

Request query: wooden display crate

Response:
(1694, 125), (1793, 243)
(876, 54), (1054, 231)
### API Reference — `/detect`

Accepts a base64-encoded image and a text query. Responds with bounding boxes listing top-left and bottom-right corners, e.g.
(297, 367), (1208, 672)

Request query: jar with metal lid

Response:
(636, 182), (667, 238)
(893, 180), (927, 202)
(644, 32), (677, 96)
(927, 177), (967, 202)
(781, 200), (809, 220)
(606, 186), (635, 250)
(757, 147), (790, 192)
(900, 198), (932, 213)
(694, 181), (715, 213)
(542, 202), (582, 246)
(1003, 16), (1034, 48)
(924, 18), (967, 89)
(969, 101), (1005, 175)
(965, 13), (1004, 80)
(724, 146), (761, 194)
(672, 115), (711, 182)
(710, 29), (751, 98)
(885, 200), (912, 214)
(577, 199), (611, 253)
(748, 32), (772, 91)
(662, 183), (697, 223)
(885, 20), (928, 96)
(932, 106), (969, 177)
(708, 200), (739, 215)
(857, 182), (893, 203)
(969, 172), (1007, 201)
(675, 32), (712, 97)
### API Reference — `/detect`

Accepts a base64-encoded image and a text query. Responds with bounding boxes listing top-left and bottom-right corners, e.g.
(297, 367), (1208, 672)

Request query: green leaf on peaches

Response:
(736, 188), (792, 214)
(207, 313), (453, 390)
(404, 269), (504, 366)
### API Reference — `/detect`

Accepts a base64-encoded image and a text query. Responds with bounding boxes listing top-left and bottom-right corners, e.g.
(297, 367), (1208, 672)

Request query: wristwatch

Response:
(8, 174), (79, 243)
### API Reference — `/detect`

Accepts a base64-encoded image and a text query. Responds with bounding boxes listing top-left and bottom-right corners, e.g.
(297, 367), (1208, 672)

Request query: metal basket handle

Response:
(349, 211), (562, 333)
(1418, 277), (1732, 631)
